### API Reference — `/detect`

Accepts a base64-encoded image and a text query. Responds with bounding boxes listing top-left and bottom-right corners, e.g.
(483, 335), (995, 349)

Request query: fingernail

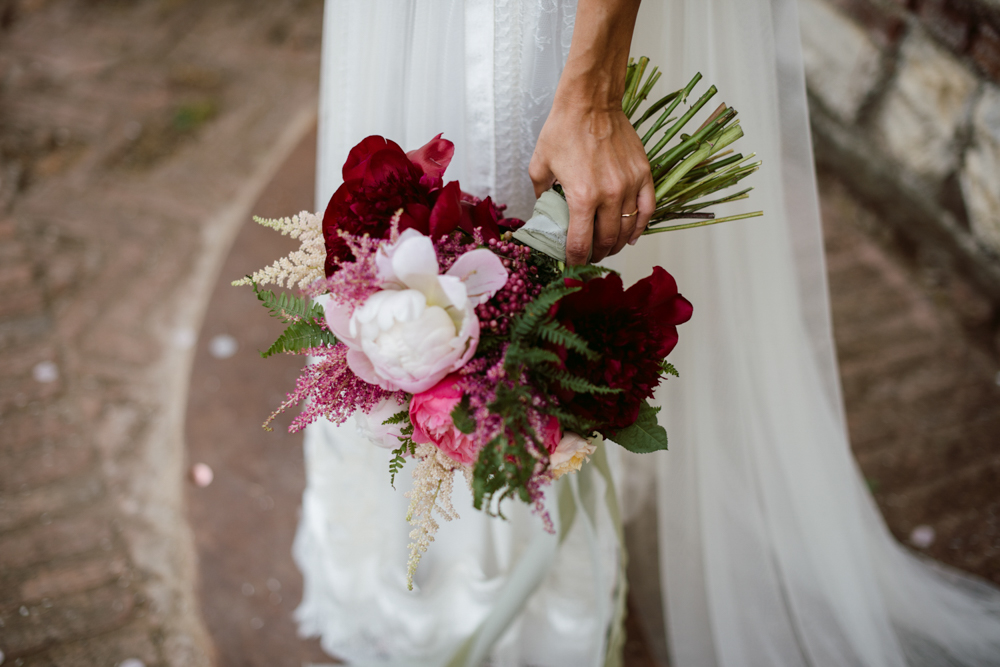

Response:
(628, 237), (638, 245)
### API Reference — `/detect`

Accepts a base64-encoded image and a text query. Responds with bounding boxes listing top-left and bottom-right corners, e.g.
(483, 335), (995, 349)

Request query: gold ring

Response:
(621, 210), (639, 218)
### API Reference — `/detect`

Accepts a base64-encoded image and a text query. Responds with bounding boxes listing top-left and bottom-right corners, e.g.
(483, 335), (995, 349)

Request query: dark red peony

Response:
(553, 267), (693, 432)
(323, 135), (450, 275)
(323, 134), (513, 276)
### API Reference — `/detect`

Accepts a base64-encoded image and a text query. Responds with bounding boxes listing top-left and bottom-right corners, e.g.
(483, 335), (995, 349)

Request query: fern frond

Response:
(535, 321), (597, 360)
(659, 361), (679, 377)
(261, 320), (337, 358)
(550, 368), (621, 395)
(505, 346), (562, 368)
(383, 409), (410, 425)
(252, 280), (324, 323)
(509, 284), (579, 340)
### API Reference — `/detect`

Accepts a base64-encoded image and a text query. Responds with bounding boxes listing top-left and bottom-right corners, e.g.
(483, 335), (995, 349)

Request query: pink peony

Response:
(409, 375), (477, 465)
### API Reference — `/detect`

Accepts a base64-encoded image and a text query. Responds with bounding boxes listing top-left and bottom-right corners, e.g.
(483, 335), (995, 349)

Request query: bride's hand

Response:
(526, 0), (650, 266)
(529, 100), (654, 265)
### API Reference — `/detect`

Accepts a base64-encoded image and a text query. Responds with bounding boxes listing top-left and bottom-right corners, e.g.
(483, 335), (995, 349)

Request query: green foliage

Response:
(389, 445), (408, 488)
(451, 396), (476, 435)
(383, 409), (410, 425)
(471, 265), (621, 514)
(250, 279), (324, 323)
(387, 411), (416, 488)
(622, 58), (762, 233)
(173, 100), (217, 133)
(610, 401), (669, 454)
(536, 322), (596, 360)
(660, 361), (679, 378)
(261, 320), (337, 358)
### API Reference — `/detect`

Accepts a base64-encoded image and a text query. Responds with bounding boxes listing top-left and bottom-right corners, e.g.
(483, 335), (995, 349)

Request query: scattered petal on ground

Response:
(209, 334), (239, 359)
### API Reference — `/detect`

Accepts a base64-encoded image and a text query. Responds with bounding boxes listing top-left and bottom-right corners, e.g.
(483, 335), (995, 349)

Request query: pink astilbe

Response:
(263, 344), (395, 433)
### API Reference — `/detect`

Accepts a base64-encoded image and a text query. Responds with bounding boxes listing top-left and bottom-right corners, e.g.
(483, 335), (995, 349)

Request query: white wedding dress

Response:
(293, 1), (1000, 665)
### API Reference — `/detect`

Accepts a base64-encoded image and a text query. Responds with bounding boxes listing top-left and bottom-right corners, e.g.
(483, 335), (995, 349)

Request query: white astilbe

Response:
(231, 211), (325, 290)
(405, 444), (461, 590)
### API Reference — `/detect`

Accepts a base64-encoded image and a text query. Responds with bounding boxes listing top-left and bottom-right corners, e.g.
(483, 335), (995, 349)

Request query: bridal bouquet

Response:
(236, 60), (759, 586)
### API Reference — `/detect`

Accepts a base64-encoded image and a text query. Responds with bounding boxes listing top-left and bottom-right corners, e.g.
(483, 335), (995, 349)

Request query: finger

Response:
(528, 154), (556, 199)
(630, 174), (656, 245)
(590, 199), (621, 263)
(610, 191), (639, 256)
(565, 196), (597, 266)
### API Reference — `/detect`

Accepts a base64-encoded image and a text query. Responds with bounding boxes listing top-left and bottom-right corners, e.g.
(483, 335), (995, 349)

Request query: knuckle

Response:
(566, 239), (589, 258)
(528, 162), (545, 183)
(595, 234), (616, 251)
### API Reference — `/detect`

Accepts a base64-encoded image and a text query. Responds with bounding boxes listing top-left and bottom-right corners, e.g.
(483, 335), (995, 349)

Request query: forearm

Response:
(555, 0), (641, 112)
(529, 0), (652, 265)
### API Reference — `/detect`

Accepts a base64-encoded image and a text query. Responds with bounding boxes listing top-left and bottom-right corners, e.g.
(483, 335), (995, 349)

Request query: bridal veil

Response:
(295, 1), (1000, 665)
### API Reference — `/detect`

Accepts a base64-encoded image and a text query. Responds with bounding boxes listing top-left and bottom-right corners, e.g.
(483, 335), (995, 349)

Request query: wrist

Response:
(553, 63), (627, 112)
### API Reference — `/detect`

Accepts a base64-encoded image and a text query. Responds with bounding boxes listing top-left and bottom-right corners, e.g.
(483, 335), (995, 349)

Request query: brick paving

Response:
(0, 1), (321, 665)
(2, 2), (999, 666)
(821, 170), (1000, 585)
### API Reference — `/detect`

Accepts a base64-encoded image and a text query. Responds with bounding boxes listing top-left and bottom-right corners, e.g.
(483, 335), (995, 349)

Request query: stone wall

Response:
(801, 0), (1000, 303)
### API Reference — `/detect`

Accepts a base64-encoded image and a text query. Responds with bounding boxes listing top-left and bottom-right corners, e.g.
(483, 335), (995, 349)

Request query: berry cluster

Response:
(476, 234), (542, 336)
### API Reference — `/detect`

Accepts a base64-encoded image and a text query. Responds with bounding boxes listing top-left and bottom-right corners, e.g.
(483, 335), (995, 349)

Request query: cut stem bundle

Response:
(621, 57), (763, 234)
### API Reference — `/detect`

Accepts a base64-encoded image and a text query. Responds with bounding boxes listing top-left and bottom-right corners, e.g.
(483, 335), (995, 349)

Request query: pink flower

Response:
(410, 375), (477, 465)
(539, 415), (562, 455)
(549, 432), (597, 479)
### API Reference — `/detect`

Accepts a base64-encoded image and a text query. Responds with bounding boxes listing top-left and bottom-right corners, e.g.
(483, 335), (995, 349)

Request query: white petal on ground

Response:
(909, 525), (936, 549)
(208, 334), (238, 359)
(32, 361), (58, 383)
(190, 463), (214, 487)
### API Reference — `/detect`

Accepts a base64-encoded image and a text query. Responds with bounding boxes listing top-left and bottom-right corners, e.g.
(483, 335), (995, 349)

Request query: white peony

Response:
(325, 230), (507, 393)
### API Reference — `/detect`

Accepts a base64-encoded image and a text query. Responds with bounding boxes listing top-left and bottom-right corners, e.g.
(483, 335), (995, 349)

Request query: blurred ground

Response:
(1, 1), (999, 666)
(822, 169), (1000, 584)
(0, 0), (321, 665)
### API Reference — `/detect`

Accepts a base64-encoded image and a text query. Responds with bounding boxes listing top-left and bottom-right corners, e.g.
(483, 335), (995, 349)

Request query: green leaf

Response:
(451, 396), (476, 435)
(251, 279), (324, 323)
(611, 400), (669, 454)
(261, 320), (337, 358)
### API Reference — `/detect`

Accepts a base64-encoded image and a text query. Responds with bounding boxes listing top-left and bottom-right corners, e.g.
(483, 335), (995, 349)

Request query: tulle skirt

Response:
(295, 1), (1000, 665)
